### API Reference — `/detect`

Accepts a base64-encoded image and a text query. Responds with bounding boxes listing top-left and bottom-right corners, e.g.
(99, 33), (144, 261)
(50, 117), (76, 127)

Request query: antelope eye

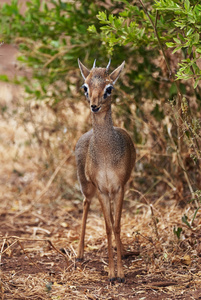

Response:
(106, 86), (113, 94)
(82, 85), (88, 93)
(103, 85), (113, 99)
(81, 84), (89, 98)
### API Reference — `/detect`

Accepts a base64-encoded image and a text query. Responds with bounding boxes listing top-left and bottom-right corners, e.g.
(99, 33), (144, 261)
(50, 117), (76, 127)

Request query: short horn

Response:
(106, 58), (111, 71)
(92, 59), (96, 69)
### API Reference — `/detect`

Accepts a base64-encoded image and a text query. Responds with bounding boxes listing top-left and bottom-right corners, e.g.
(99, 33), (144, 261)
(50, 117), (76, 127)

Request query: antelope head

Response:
(78, 59), (125, 113)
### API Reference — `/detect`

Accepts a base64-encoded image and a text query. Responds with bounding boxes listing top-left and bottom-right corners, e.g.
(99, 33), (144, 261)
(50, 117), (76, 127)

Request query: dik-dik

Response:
(75, 59), (136, 283)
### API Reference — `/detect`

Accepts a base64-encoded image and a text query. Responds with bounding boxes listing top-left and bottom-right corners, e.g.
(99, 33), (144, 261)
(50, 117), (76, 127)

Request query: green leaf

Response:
(166, 42), (175, 48)
(194, 32), (200, 44)
(172, 46), (183, 53)
(88, 25), (97, 33)
(97, 11), (107, 23)
(109, 14), (115, 24)
(184, 0), (190, 12)
(178, 33), (185, 42)
(194, 79), (199, 89)
(0, 74), (9, 82)
(191, 207), (200, 224)
(182, 214), (191, 228)
(173, 227), (182, 239)
(187, 45), (192, 55)
(173, 37), (181, 44)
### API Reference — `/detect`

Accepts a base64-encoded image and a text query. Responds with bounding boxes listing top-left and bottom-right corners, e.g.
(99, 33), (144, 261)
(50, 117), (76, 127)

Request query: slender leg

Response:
(111, 204), (125, 258)
(77, 197), (91, 260)
(113, 187), (125, 282)
(97, 192), (115, 281)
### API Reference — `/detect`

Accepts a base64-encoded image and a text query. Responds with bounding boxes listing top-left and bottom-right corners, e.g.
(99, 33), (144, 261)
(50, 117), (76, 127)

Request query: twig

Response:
(17, 240), (44, 272)
(134, 232), (155, 245)
(0, 240), (18, 256)
(0, 235), (64, 242)
(12, 205), (33, 219)
(131, 189), (160, 239)
(150, 204), (159, 241)
(131, 188), (150, 205)
(43, 43), (89, 68)
(138, 0), (171, 77)
(36, 153), (72, 202)
(0, 235), (7, 264)
(0, 236), (69, 267)
(47, 240), (69, 266)
(138, 0), (194, 197)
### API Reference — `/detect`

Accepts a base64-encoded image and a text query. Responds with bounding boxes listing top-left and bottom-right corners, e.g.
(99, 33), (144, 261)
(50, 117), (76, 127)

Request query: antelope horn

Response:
(92, 59), (96, 69)
(106, 58), (111, 72)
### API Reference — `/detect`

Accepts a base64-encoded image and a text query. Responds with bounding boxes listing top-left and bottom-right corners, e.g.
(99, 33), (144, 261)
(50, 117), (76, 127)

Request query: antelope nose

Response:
(91, 105), (100, 113)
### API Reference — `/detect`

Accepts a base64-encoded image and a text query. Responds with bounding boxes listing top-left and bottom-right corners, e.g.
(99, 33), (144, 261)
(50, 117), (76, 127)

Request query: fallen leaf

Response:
(60, 222), (69, 228)
(181, 254), (191, 266)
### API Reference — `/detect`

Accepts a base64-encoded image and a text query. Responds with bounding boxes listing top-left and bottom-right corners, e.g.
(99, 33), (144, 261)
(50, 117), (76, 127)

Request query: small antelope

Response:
(75, 59), (136, 283)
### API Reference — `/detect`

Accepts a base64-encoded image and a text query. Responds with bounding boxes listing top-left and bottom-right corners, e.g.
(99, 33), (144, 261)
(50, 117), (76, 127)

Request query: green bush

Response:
(0, 0), (111, 102)
(93, 0), (201, 201)
(0, 0), (200, 203)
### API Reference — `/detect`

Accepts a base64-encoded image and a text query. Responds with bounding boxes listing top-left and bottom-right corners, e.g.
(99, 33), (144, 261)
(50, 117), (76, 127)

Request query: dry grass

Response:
(0, 46), (201, 300)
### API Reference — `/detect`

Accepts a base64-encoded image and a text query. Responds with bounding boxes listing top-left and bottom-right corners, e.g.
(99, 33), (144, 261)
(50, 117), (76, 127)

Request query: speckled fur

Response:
(75, 60), (136, 282)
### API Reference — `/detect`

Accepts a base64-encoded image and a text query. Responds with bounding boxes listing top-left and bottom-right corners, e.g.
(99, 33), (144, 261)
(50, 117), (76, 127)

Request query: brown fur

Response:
(75, 59), (136, 282)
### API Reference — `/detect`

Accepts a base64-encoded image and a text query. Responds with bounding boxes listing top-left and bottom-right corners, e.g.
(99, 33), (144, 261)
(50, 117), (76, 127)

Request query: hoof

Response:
(76, 257), (83, 262)
(109, 277), (116, 284)
(117, 277), (125, 283)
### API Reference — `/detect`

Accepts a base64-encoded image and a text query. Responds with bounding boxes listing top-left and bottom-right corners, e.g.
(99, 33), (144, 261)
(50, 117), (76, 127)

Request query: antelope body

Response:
(75, 59), (136, 282)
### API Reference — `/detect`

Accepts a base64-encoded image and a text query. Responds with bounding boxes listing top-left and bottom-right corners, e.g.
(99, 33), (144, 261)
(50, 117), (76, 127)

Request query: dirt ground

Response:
(1, 44), (201, 300)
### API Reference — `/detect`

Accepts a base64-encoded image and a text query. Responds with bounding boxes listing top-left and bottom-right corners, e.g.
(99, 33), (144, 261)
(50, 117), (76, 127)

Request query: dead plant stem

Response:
(150, 204), (159, 241)
(17, 240), (44, 272)
(0, 235), (7, 264)
(0, 240), (18, 256)
(138, 0), (194, 198)
(36, 153), (72, 202)
(47, 240), (69, 266)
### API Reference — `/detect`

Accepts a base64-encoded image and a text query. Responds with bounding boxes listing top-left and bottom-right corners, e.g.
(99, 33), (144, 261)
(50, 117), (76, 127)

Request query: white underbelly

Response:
(95, 168), (120, 195)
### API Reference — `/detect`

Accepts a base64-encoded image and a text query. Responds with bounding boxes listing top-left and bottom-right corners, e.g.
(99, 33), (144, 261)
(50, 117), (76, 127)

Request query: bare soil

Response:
(1, 200), (201, 300)
(0, 44), (201, 300)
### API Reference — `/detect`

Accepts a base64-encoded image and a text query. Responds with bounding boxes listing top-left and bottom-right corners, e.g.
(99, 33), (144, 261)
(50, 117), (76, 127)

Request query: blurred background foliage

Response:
(0, 0), (200, 206)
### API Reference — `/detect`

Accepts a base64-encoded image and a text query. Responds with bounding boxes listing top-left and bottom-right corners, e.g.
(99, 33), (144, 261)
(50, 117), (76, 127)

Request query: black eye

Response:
(106, 86), (113, 94)
(103, 85), (113, 99)
(81, 84), (89, 98)
(81, 84), (88, 93)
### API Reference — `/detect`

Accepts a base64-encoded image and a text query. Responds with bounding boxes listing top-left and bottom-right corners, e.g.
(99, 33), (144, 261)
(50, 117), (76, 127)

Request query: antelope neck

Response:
(91, 107), (115, 143)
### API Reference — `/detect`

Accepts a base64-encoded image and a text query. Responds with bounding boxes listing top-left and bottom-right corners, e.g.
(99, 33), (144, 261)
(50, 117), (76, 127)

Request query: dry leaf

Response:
(181, 254), (191, 266)
(53, 282), (63, 287)
(60, 222), (69, 228)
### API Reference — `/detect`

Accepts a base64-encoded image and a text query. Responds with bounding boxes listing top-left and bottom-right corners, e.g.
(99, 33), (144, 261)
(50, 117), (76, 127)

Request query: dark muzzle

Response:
(91, 105), (100, 113)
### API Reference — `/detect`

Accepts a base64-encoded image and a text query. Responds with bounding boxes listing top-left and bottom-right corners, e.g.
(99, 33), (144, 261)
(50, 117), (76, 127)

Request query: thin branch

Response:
(36, 152), (72, 202)
(17, 240), (44, 272)
(150, 204), (160, 241)
(47, 240), (69, 266)
(138, 0), (172, 77)
(138, 0), (194, 197)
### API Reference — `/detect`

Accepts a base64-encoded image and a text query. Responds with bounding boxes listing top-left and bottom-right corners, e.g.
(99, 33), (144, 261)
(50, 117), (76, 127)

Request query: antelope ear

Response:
(78, 59), (90, 80)
(110, 61), (125, 84)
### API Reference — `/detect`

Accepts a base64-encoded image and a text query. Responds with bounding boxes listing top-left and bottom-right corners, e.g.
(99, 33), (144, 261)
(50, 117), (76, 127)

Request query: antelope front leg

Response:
(110, 209), (125, 258)
(77, 197), (91, 260)
(113, 187), (125, 282)
(97, 192), (115, 282)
